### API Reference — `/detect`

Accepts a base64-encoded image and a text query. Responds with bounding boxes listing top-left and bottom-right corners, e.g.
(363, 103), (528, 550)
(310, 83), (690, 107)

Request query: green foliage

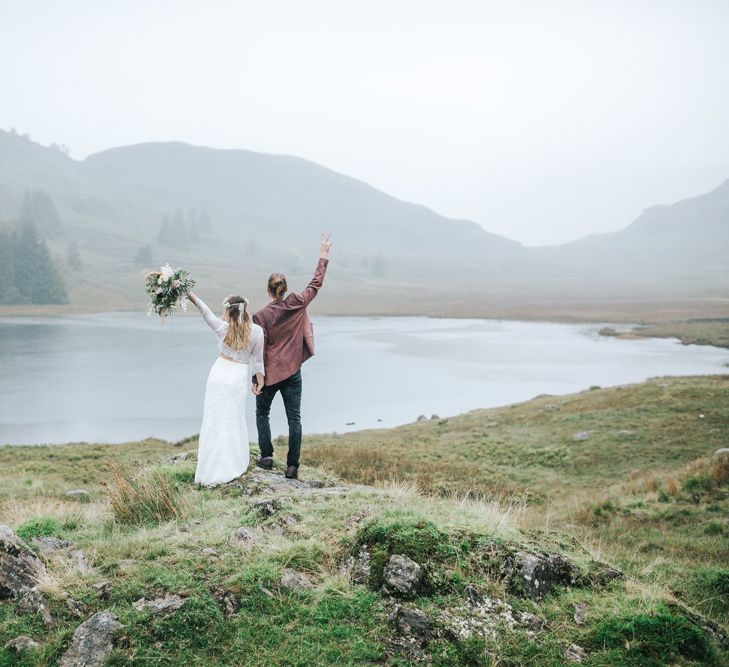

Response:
(0, 223), (68, 305)
(107, 464), (184, 525)
(15, 516), (62, 542)
(589, 605), (715, 665)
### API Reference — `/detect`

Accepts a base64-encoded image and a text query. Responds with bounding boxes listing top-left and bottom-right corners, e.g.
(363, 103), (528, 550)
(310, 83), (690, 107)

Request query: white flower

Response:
(156, 287), (163, 295)
(172, 279), (181, 289)
(157, 277), (163, 285)
(159, 263), (174, 282)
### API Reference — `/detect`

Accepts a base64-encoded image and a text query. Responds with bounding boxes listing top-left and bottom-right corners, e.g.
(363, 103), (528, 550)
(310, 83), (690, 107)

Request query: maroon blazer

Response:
(253, 258), (329, 386)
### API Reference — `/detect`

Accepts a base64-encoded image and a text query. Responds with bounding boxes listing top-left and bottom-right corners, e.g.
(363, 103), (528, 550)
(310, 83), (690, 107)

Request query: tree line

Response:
(0, 223), (68, 305)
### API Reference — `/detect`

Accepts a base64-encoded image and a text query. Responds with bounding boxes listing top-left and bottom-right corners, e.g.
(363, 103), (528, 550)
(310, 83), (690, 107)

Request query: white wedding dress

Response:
(193, 298), (265, 486)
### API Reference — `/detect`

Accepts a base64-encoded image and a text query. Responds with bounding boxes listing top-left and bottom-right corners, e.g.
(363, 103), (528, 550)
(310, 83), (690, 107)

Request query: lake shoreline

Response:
(3, 305), (728, 349)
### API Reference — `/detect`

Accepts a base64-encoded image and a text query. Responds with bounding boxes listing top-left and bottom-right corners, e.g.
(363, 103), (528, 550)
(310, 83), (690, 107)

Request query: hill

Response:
(0, 129), (727, 318)
(0, 376), (727, 665)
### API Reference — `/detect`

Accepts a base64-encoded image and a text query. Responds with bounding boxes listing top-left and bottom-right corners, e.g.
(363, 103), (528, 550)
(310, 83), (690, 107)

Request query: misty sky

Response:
(1, 0), (728, 246)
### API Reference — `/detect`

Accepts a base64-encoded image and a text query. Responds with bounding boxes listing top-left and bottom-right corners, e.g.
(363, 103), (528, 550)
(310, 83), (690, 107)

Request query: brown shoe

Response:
(285, 465), (298, 480)
(256, 456), (273, 470)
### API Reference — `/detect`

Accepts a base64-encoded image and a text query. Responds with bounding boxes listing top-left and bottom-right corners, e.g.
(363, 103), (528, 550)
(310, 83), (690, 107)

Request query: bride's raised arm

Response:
(189, 291), (226, 335)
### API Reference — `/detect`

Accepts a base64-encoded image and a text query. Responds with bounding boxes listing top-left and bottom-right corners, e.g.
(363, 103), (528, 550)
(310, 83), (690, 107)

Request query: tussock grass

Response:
(106, 463), (185, 525)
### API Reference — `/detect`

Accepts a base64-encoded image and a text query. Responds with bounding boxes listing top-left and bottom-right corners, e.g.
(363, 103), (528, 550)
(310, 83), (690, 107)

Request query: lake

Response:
(0, 313), (727, 446)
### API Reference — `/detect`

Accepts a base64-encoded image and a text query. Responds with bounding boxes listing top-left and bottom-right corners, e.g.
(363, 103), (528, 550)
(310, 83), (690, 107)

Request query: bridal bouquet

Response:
(145, 263), (196, 322)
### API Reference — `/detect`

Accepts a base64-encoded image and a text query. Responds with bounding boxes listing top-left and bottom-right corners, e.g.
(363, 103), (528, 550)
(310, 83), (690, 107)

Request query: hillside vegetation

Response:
(0, 129), (727, 318)
(1, 376), (728, 665)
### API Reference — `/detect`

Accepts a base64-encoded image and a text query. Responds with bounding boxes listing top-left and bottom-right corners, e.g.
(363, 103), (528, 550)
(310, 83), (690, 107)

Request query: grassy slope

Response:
(305, 375), (729, 630)
(1, 377), (728, 666)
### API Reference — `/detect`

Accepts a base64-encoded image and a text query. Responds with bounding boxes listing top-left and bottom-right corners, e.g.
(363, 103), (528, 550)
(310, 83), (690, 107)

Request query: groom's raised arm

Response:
(292, 234), (332, 308)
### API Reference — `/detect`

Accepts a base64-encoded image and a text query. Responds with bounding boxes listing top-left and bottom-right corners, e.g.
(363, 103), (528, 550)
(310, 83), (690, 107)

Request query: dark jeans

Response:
(255, 370), (302, 468)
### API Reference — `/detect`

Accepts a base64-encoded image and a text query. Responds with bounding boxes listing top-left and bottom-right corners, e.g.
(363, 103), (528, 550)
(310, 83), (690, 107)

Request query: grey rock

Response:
(67, 597), (86, 618)
(564, 643), (587, 663)
(133, 594), (185, 616)
(31, 536), (75, 553)
(169, 451), (189, 463)
(351, 549), (371, 585)
(382, 554), (423, 597)
(92, 580), (112, 597)
(4, 635), (40, 651)
(201, 547), (220, 558)
(251, 498), (282, 519)
(280, 569), (311, 591)
(505, 551), (579, 600)
(66, 489), (91, 500)
(715, 448), (729, 455)
(430, 414), (440, 420)
(542, 404), (558, 412)
(388, 605), (430, 638)
(616, 429), (635, 437)
(573, 431), (590, 442)
(573, 602), (588, 624)
(58, 611), (123, 667)
(211, 586), (240, 617)
(0, 525), (46, 599)
(16, 587), (53, 626)
(229, 527), (259, 546)
(416, 415), (427, 422)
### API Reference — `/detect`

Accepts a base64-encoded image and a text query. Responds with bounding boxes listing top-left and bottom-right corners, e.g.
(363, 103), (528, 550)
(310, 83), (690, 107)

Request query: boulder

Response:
(58, 611), (123, 667)
(4, 635), (40, 652)
(715, 448), (729, 456)
(16, 587), (53, 625)
(573, 431), (590, 442)
(564, 643), (587, 663)
(504, 551), (579, 600)
(92, 580), (112, 598)
(251, 498), (282, 519)
(382, 554), (423, 597)
(31, 536), (75, 553)
(388, 605), (430, 638)
(229, 527), (259, 546)
(416, 415), (427, 422)
(573, 602), (588, 624)
(0, 525), (46, 599)
(133, 594), (185, 616)
(350, 548), (371, 585)
(280, 569), (311, 591)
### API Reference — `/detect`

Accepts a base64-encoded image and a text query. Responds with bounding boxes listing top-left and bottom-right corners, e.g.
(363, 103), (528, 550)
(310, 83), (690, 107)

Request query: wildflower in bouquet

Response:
(145, 263), (196, 322)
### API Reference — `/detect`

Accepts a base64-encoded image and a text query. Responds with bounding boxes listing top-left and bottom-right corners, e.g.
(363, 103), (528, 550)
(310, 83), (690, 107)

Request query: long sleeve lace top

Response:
(194, 297), (265, 376)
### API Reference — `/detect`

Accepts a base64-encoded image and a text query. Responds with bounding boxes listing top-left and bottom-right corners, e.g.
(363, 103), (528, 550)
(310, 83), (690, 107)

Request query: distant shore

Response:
(3, 299), (728, 349)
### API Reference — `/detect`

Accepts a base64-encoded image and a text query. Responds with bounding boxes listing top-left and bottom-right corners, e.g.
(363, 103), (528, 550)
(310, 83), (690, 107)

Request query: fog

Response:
(1, 0), (728, 245)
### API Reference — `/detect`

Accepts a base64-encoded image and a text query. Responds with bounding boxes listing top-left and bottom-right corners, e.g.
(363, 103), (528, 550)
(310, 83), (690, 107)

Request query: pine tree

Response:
(12, 224), (69, 304)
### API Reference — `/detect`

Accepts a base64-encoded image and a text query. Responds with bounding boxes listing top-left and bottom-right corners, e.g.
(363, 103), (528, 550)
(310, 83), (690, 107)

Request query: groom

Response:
(252, 234), (332, 479)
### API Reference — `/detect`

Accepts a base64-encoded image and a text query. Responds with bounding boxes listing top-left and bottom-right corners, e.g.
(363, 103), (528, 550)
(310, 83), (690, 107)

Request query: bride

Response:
(187, 291), (265, 486)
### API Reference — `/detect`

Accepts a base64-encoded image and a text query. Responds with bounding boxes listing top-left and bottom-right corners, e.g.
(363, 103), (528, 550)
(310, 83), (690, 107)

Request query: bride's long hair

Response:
(223, 295), (252, 351)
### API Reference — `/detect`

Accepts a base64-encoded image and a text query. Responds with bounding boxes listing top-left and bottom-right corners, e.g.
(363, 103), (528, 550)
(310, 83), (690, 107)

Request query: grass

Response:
(1, 375), (728, 665)
(600, 318), (729, 349)
(106, 463), (185, 525)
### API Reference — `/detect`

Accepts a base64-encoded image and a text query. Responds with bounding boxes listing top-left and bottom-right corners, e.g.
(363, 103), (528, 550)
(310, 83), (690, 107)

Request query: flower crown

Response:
(223, 296), (249, 323)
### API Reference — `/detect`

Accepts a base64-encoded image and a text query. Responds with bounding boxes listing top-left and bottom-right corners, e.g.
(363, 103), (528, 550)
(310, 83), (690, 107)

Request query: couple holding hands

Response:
(188, 234), (332, 486)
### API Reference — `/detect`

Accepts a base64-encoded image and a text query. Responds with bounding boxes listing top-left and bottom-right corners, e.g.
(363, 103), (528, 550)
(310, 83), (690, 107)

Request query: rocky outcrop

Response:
(58, 611), (123, 667)
(388, 605), (430, 639)
(381, 555), (423, 597)
(0, 525), (46, 599)
(4, 635), (40, 652)
(229, 526), (259, 546)
(502, 550), (580, 599)
(31, 536), (75, 553)
(280, 569), (312, 591)
(133, 594), (185, 616)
